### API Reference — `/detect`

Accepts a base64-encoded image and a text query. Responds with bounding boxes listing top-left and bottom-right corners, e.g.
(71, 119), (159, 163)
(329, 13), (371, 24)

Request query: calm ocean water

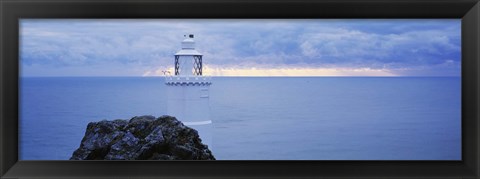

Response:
(19, 77), (461, 160)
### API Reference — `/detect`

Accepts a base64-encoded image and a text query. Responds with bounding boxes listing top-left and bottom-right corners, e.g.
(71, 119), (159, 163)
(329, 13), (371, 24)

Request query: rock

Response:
(70, 115), (215, 160)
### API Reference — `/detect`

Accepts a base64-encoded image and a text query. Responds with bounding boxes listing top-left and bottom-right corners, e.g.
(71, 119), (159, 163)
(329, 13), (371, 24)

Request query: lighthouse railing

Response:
(164, 75), (212, 86)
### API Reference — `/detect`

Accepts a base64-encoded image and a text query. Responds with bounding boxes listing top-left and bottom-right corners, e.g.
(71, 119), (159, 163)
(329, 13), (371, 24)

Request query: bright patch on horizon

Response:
(142, 66), (397, 77)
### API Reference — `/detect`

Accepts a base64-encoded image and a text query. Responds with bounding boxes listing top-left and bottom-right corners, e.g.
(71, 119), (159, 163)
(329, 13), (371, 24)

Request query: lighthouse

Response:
(165, 34), (213, 147)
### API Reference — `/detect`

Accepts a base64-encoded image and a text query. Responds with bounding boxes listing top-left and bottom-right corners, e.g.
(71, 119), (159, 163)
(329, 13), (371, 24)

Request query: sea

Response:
(19, 77), (461, 160)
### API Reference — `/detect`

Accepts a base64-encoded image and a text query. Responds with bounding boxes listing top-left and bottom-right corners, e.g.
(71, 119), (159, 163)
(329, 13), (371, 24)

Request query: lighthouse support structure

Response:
(166, 35), (213, 148)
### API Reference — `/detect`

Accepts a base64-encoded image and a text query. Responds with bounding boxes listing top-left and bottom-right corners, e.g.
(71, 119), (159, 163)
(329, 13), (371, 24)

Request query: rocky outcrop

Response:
(70, 115), (215, 160)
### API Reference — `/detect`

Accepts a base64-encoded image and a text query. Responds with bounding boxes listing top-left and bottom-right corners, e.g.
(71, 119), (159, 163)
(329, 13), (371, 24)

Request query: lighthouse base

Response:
(165, 76), (213, 149)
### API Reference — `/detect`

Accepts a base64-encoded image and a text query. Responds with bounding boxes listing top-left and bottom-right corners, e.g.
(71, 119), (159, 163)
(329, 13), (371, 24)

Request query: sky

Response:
(20, 19), (461, 77)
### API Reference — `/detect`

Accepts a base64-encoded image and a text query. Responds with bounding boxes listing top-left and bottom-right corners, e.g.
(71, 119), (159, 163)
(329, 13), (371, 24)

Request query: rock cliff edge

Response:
(70, 115), (215, 160)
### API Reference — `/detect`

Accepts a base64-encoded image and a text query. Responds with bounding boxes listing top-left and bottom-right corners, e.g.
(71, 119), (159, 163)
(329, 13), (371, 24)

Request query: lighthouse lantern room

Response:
(165, 34), (213, 147)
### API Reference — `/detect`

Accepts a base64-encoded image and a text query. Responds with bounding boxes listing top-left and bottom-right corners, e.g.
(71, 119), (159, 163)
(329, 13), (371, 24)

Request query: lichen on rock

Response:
(70, 115), (215, 160)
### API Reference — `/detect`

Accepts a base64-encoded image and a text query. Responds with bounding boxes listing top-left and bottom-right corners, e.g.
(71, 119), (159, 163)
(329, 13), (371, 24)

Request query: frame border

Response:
(1, 0), (479, 178)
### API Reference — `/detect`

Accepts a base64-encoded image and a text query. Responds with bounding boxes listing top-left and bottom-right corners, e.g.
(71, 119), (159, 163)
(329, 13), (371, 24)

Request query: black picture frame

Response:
(1, 0), (479, 178)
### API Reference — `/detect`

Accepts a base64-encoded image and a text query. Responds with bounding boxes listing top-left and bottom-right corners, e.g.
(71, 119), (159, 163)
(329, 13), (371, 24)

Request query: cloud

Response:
(20, 19), (460, 76)
(297, 27), (460, 67)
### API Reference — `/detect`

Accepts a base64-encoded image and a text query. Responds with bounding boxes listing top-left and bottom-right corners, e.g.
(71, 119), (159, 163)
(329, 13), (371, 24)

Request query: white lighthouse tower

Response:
(165, 34), (213, 147)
